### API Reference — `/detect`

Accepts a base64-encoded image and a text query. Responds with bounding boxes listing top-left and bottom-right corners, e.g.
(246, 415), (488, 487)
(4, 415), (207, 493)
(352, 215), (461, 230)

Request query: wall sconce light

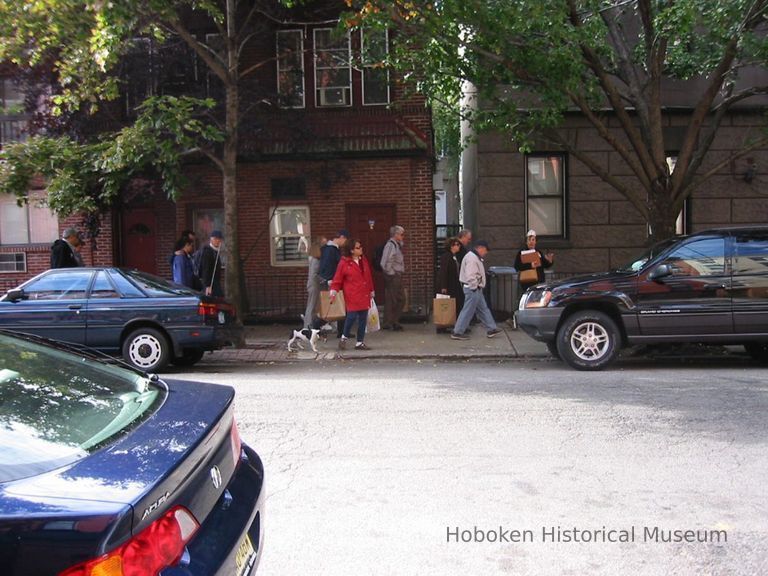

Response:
(368, 219), (375, 230)
(744, 164), (757, 183)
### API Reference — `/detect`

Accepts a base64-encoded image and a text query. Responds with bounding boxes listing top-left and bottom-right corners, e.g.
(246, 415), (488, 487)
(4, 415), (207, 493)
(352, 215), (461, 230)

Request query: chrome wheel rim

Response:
(569, 321), (610, 361)
(127, 334), (162, 369)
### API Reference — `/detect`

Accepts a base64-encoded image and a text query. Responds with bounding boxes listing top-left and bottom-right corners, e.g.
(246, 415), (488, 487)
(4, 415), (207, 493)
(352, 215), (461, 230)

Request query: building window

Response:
(0, 253), (25, 273)
(121, 38), (156, 117)
(314, 29), (351, 107)
(361, 28), (390, 106)
(525, 154), (565, 237)
(270, 206), (310, 266)
(0, 192), (59, 246)
(277, 30), (305, 108)
(1, 78), (29, 148)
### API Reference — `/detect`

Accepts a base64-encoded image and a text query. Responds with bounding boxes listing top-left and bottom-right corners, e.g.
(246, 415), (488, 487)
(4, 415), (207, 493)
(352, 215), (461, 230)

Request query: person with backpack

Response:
(380, 225), (406, 331)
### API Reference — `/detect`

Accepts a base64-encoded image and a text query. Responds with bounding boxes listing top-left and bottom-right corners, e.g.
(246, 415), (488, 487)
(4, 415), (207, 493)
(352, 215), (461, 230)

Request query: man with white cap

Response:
(514, 229), (554, 291)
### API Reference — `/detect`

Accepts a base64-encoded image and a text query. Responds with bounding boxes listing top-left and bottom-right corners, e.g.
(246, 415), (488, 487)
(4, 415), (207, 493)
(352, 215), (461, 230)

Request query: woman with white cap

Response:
(514, 229), (554, 291)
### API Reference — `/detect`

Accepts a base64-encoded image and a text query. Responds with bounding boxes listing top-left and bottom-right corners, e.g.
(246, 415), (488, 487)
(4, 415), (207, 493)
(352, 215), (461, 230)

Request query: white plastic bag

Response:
(367, 298), (381, 333)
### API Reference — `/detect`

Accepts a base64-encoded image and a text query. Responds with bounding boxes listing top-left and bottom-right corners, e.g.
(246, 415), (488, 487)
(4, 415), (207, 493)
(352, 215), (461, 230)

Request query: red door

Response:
(122, 209), (157, 274)
(346, 204), (396, 304)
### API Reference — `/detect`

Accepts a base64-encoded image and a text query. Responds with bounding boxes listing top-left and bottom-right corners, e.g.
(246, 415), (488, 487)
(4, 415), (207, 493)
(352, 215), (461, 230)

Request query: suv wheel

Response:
(557, 310), (620, 371)
(744, 342), (768, 363)
(122, 327), (170, 372)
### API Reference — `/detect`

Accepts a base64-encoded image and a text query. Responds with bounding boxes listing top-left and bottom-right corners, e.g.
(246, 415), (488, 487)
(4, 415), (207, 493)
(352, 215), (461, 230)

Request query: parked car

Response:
(0, 330), (264, 575)
(0, 267), (241, 372)
(516, 226), (768, 370)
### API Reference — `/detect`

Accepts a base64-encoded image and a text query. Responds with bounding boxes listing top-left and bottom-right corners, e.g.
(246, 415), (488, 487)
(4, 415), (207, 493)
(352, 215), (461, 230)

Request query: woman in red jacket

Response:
(329, 239), (375, 351)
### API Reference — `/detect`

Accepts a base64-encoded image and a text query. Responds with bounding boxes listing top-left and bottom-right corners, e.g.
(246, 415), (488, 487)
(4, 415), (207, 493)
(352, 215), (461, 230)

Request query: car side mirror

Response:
(4, 288), (27, 303)
(648, 264), (672, 281)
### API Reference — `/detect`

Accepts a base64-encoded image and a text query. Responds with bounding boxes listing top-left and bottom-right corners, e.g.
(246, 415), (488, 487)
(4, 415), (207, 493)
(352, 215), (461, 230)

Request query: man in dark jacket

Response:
(50, 228), (81, 269)
(199, 230), (224, 297)
(315, 229), (348, 336)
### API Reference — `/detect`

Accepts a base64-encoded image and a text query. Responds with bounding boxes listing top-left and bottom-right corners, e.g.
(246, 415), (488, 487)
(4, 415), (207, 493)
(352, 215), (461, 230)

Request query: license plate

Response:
(235, 533), (256, 576)
(218, 311), (226, 324)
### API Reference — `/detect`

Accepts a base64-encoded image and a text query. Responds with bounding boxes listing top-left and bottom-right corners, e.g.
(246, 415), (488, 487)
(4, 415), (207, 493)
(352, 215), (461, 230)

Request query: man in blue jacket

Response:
(316, 230), (348, 336)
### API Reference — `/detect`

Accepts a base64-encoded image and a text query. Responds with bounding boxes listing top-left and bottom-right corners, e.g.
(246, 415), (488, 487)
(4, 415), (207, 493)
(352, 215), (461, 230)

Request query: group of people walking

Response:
(170, 229), (225, 297)
(302, 224), (555, 350)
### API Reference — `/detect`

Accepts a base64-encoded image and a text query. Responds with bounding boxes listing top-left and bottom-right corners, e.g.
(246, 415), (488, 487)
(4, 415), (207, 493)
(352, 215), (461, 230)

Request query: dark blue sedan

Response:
(0, 331), (264, 575)
(0, 267), (241, 372)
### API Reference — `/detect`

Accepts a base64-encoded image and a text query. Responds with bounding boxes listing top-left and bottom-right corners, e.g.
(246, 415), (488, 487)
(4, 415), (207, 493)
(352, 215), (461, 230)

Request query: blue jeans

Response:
(454, 286), (497, 335)
(343, 309), (368, 343)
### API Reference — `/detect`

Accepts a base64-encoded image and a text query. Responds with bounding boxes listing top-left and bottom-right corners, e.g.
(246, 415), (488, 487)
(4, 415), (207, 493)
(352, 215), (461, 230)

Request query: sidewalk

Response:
(206, 320), (550, 364)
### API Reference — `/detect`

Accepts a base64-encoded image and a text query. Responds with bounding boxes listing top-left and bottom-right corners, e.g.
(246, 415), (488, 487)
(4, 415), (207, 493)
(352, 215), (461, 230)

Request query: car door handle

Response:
(68, 304), (83, 310)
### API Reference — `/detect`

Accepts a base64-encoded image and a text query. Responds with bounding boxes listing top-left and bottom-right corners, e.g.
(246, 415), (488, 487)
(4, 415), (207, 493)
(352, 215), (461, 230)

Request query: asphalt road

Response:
(170, 357), (768, 575)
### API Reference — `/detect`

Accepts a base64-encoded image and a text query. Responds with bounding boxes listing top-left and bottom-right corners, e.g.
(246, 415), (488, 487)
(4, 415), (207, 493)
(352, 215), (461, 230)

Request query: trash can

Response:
(487, 266), (519, 321)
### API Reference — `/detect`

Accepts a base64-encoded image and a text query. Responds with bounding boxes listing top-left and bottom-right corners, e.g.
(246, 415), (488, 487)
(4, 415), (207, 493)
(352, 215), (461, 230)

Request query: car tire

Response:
(744, 342), (768, 363)
(546, 341), (561, 360)
(556, 310), (620, 371)
(171, 349), (205, 367)
(122, 327), (170, 372)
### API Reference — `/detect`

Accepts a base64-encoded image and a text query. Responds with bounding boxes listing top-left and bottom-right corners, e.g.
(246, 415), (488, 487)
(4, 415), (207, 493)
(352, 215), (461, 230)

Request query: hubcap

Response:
(570, 321), (610, 361)
(128, 334), (162, 369)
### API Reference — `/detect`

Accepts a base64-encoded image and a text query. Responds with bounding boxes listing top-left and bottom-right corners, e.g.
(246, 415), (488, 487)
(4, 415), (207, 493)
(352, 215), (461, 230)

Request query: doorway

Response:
(346, 204), (396, 304)
(121, 208), (157, 275)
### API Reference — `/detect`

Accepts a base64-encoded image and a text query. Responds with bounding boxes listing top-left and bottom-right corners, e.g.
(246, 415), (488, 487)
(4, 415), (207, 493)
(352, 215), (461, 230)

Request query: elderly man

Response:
(200, 230), (225, 297)
(381, 225), (406, 331)
(50, 227), (82, 269)
(451, 240), (502, 340)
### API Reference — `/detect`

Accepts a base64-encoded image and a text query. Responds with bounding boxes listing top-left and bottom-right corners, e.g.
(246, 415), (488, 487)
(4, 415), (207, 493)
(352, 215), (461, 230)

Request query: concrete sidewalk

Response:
(206, 319), (550, 364)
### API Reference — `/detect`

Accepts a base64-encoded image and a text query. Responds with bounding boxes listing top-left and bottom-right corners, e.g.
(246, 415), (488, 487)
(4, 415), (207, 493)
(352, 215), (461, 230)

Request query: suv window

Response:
(658, 237), (726, 277)
(733, 234), (768, 276)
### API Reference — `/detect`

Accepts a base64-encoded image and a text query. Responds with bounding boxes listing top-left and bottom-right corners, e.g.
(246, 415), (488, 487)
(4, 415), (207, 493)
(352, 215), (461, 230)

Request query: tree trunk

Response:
(647, 187), (678, 245)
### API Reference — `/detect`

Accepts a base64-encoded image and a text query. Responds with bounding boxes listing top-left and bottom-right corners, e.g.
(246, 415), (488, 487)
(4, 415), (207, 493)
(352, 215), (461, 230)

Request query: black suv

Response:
(516, 226), (768, 370)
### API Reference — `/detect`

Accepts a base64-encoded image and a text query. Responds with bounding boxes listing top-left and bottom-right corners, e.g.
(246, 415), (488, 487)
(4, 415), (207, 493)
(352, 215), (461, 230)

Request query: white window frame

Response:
(270, 206), (311, 267)
(314, 28), (352, 108)
(525, 153), (566, 238)
(0, 191), (59, 246)
(361, 28), (390, 106)
(276, 30), (306, 108)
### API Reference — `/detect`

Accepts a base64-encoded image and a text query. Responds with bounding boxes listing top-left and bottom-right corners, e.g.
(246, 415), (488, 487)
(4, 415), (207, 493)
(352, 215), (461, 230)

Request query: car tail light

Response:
(231, 418), (243, 467)
(59, 507), (199, 576)
(198, 302), (236, 319)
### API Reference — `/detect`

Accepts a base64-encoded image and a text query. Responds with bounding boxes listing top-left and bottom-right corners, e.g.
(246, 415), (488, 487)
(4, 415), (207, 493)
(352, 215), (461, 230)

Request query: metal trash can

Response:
(487, 266), (519, 321)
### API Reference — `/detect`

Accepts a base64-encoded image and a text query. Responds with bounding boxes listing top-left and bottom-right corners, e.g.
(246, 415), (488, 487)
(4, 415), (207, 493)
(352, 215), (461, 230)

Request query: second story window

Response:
(314, 28), (351, 107)
(0, 192), (59, 246)
(277, 30), (305, 108)
(361, 28), (390, 106)
(1, 78), (28, 148)
(526, 154), (566, 238)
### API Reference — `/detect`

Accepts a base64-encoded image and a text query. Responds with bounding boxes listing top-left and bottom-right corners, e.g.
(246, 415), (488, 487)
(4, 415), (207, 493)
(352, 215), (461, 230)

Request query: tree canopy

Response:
(346, 0), (768, 240)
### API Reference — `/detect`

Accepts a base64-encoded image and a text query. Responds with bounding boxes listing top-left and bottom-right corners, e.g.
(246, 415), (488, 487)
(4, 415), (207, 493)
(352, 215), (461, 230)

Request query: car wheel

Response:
(744, 342), (768, 362)
(122, 328), (170, 372)
(171, 349), (205, 367)
(557, 310), (620, 371)
(546, 341), (561, 360)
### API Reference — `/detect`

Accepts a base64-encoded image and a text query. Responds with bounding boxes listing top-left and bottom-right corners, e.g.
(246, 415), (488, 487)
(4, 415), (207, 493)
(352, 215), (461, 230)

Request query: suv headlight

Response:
(522, 289), (552, 309)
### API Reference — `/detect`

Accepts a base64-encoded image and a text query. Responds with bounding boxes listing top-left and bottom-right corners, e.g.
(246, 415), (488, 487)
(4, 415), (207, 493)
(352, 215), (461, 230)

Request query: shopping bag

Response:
(519, 269), (539, 284)
(433, 297), (456, 326)
(319, 290), (346, 321)
(367, 298), (381, 333)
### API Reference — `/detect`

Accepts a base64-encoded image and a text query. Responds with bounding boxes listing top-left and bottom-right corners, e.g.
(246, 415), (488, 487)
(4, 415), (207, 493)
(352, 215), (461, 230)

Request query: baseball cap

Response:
(526, 229), (537, 238)
(211, 230), (223, 239)
(337, 229), (350, 238)
(474, 240), (490, 250)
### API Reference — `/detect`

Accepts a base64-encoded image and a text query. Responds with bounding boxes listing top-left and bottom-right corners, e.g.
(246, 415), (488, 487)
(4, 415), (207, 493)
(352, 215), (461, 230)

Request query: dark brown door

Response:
(122, 208), (157, 274)
(346, 204), (396, 304)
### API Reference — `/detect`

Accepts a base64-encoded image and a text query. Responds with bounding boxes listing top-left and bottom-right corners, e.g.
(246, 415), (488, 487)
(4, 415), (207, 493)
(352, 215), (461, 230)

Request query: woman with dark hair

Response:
(303, 235), (327, 329)
(514, 229), (554, 292)
(436, 237), (464, 332)
(329, 239), (376, 351)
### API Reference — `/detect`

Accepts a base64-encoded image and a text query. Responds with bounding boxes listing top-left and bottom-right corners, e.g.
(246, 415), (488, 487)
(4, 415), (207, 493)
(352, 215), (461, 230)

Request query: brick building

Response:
(0, 3), (436, 317)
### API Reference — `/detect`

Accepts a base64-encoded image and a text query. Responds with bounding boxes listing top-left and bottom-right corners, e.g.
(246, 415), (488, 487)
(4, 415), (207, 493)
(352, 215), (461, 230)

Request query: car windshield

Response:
(616, 238), (680, 272)
(122, 269), (198, 297)
(0, 333), (164, 483)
